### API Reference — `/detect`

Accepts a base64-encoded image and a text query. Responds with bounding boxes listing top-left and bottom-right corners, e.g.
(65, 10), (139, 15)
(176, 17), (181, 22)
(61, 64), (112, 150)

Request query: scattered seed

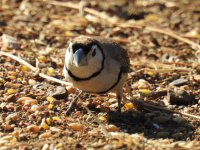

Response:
(40, 119), (50, 130)
(47, 96), (56, 103)
(21, 65), (30, 72)
(38, 55), (48, 63)
(39, 132), (52, 139)
(124, 102), (135, 110)
(69, 123), (84, 131)
(7, 89), (16, 95)
(27, 125), (40, 133)
(47, 67), (54, 76)
(106, 124), (119, 132)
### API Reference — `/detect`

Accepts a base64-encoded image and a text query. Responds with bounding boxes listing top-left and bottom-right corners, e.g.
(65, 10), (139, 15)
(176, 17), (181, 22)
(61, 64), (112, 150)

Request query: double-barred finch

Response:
(63, 36), (130, 112)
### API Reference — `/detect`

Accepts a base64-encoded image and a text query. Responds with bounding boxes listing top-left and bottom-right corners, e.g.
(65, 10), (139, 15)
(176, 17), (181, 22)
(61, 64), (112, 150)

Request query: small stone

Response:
(172, 116), (187, 124)
(106, 124), (119, 132)
(167, 89), (195, 105)
(17, 97), (37, 105)
(5, 113), (20, 123)
(39, 132), (52, 139)
(66, 86), (77, 94)
(4, 94), (16, 102)
(153, 116), (170, 124)
(69, 123), (84, 131)
(172, 132), (183, 139)
(133, 79), (151, 89)
(27, 125), (40, 133)
(28, 79), (37, 86)
(156, 131), (169, 138)
(2, 123), (14, 131)
(0, 34), (21, 50)
(193, 74), (200, 81)
(170, 78), (187, 86)
(47, 86), (68, 100)
(50, 127), (61, 133)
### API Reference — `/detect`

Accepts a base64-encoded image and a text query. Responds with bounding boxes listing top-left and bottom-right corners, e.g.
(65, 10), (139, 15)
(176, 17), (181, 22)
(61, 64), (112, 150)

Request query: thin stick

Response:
(144, 26), (200, 51)
(83, 105), (109, 137)
(0, 51), (72, 86)
(66, 90), (83, 115)
(133, 100), (200, 120)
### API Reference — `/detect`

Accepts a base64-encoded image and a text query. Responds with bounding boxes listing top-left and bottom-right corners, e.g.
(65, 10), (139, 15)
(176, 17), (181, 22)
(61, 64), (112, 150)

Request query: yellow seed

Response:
(124, 102), (134, 110)
(65, 31), (73, 37)
(47, 96), (56, 103)
(40, 121), (50, 130)
(21, 65), (30, 72)
(47, 67), (54, 76)
(145, 71), (156, 77)
(98, 116), (107, 122)
(7, 89), (16, 95)
(139, 89), (151, 95)
(8, 76), (16, 80)
(46, 118), (51, 125)
(0, 78), (5, 83)
(145, 14), (160, 21)
(52, 116), (60, 121)
(48, 104), (54, 110)
(17, 78), (22, 82)
(69, 123), (83, 131)
(38, 55), (48, 63)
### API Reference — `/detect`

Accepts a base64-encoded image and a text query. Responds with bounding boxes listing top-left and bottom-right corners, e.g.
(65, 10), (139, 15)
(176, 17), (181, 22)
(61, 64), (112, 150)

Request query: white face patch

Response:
(64, 41), (105, 79)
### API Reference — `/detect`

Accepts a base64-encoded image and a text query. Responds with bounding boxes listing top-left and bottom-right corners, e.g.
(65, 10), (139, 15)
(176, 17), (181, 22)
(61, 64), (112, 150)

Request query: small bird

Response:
(63, 36), (130, 112)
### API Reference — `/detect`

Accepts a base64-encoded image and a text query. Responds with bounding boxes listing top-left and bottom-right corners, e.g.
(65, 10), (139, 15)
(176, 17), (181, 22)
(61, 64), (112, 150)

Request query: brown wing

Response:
(96, 37), (130, 73)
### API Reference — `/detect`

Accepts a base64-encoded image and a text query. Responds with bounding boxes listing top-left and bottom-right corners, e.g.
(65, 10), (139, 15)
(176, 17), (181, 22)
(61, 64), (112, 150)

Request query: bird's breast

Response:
(64, 60), (122, 93)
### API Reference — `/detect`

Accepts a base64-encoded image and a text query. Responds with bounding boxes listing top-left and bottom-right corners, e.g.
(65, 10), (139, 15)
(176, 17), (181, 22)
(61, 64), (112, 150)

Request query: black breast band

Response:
(96, 70), (122, 94)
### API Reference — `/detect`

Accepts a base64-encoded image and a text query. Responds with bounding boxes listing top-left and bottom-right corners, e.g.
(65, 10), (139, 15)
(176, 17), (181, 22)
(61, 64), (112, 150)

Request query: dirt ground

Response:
(0, 0), (200, 149)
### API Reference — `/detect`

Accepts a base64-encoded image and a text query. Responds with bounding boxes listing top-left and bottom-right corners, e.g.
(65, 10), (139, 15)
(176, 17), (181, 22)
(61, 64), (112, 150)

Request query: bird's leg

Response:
(117, 94), (122, 113)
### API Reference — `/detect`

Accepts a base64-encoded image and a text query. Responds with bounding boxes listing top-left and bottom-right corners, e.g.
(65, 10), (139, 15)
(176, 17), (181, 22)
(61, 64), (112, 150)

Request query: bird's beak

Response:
(73, 48), (87, 67)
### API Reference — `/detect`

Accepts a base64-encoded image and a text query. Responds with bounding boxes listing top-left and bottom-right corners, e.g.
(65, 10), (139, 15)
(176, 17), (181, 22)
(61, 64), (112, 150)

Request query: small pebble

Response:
(39, 132), (52, 139)
(133, 79), (151, 89)
(170, 78), (187, 86)
(153, 116), (170, 124)
(47, 86), (68, 100)
(69, 123), (84, 131)
(106, 124), (119, 132)
(66, 86), (77, 94)
(156, 131), (170, 138)
(27, 125), (40, 133)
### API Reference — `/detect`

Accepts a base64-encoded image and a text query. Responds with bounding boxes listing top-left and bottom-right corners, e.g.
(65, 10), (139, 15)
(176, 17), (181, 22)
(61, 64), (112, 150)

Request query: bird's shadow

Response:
(107, 109), (195, 141)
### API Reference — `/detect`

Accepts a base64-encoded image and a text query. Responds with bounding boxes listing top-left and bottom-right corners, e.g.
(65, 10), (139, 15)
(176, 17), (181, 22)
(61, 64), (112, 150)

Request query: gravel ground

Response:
(0, 0), (200, 149)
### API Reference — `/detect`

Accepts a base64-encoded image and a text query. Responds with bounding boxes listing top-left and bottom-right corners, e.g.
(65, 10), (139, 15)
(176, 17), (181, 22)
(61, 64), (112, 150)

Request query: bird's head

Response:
(65, 36), (105, 77)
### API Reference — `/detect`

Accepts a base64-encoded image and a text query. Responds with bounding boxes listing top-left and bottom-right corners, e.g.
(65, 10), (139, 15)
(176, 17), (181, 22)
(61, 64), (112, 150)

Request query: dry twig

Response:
(66, 90), (83, 115)
(0, 51), (71, 86)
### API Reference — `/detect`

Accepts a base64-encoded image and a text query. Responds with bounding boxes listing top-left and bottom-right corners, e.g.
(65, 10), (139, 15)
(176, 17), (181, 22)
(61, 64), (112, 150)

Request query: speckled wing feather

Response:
(96, 37), (130, 73)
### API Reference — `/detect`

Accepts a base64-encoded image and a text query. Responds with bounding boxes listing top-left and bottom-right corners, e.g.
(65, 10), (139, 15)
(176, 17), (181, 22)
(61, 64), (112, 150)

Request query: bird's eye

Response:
(92, 49), (96, 57)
